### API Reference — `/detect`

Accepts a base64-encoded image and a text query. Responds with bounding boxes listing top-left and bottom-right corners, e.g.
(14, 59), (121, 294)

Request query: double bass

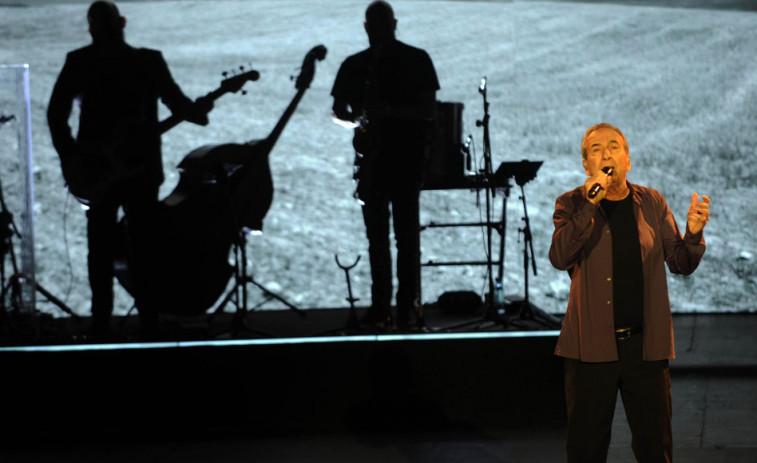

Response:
(118, 45), (327, 316)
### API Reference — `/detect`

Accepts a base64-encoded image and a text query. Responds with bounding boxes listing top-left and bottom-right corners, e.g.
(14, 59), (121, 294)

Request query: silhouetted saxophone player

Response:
(331, 1), (439, 330)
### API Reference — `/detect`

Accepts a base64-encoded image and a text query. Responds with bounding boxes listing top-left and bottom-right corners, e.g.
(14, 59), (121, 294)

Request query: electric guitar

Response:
(63, 68), (260, 206)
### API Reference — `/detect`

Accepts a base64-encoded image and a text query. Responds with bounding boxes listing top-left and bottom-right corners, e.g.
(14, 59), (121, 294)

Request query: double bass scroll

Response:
(173, 45), (327, 232)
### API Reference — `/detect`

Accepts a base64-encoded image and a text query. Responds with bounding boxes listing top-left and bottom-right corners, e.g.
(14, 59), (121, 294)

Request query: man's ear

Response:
(582, 158), (590, 176)
(121, 16), (127, 29)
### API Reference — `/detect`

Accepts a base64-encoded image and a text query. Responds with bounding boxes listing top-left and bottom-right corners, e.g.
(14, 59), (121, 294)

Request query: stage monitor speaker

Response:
(437, 290), (482, 315)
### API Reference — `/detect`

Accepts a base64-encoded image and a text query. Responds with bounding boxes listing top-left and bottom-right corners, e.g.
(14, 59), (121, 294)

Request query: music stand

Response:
(491, 159), (541, 291)
(496, 161), (562, 330)
(424, 78), (517, 331)
(434, 160), (546, 332)
(481, 160), (543, 325)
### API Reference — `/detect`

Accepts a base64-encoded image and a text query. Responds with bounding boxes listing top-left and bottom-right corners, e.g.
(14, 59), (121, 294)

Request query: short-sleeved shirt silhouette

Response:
(331, 40), (440, 184)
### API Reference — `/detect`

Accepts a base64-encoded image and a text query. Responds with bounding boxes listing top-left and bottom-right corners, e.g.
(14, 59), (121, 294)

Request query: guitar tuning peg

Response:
(240, 65), (245, 72)
(222, 71), (228, 78)
(242, 90), (247, 96)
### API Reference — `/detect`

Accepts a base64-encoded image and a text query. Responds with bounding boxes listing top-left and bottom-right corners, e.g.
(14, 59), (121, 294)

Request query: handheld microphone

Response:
(587, 166), (614, 199)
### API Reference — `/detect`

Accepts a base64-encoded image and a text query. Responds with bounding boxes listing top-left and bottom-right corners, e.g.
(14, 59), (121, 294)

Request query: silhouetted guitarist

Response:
(47, 1), (212, 337)
(331, 1), (439, 330)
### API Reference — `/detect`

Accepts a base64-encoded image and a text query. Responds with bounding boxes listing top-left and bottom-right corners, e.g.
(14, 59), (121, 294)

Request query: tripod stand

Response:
(210, 229), (304, 335)
(504, 178), (561, 330)
(1, 176), (78, 343)
(1, 117), (77, 343)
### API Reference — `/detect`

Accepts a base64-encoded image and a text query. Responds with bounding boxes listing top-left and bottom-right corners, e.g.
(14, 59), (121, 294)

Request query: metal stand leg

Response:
(210, 230), (304, 337)
(505, 183), (562, 330)
(315, 254), (364, 336)
(1, 172), (77, 344)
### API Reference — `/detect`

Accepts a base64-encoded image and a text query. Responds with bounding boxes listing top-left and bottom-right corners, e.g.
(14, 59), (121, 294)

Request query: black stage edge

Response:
(0, 306), (566, 442)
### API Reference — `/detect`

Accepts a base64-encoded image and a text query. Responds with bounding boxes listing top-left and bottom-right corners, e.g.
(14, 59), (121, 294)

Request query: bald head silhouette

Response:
(87, 1), (125, 46)
(364, 1), (397, 47)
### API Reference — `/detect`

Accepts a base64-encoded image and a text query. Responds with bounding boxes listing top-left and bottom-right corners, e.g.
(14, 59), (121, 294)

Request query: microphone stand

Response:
(507, 181), (561, 329)
(475, 77), (507, 323)
(517, 183), (537, 318)
(476, 78), (494, 309)
(443, 77), (509, 332)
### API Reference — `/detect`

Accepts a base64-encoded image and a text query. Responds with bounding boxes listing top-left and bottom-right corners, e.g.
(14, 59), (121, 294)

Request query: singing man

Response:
(549, 122), (710, 462)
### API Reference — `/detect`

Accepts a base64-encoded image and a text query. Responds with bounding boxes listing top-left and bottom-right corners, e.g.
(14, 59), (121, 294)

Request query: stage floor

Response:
(2, 298), (563, 347)
(1, 312), (755, 463)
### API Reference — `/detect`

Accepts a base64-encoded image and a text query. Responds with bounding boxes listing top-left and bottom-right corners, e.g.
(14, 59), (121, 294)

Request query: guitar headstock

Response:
(220, 67), (261, 95)
(295, 45), (327, 90)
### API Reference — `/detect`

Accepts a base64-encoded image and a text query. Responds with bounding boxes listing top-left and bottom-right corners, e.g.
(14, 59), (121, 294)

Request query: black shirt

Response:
(331, 40), (439, 164)
(601, 193), (644, 329)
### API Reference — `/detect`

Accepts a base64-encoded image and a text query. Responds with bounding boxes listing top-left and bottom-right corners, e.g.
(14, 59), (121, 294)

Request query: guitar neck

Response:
(157, 87), (226, 135)
(157, 113), (184, 135)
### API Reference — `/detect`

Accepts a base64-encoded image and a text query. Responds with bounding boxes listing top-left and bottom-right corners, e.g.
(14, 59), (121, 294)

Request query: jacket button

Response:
(606, 277), (612, 282)
(606, 300), (611, 305)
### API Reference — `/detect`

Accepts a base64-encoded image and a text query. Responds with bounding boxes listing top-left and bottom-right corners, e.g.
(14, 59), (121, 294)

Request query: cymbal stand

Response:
(211, 230), (304, 335)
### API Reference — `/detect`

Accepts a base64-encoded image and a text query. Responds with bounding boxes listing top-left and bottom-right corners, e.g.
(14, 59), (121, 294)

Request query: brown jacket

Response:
(549, 183), (705, 362)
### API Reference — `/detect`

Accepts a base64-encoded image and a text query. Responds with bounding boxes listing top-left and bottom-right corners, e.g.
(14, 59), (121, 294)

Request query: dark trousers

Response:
(361, 184), (421, 321)
(564, 334), (672, 463)
(86, 198), (120, 330)
(86, 182), (158, 331)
